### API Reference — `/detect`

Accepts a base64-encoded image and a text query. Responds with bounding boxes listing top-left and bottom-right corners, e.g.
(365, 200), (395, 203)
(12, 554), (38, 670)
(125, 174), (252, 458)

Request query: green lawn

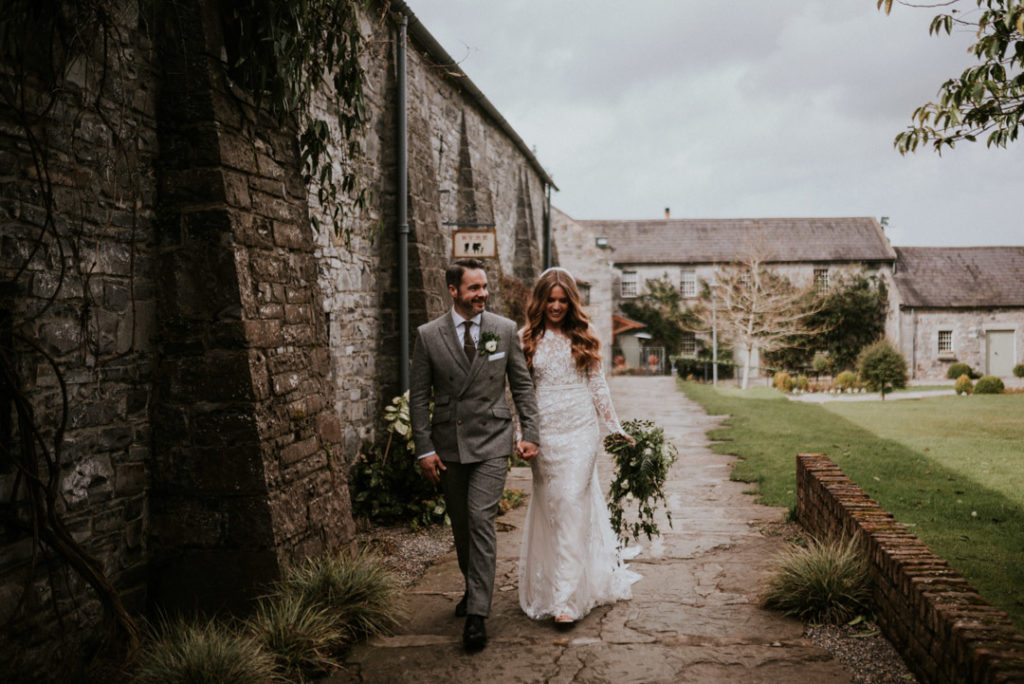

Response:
(678, 381), (1024, 631)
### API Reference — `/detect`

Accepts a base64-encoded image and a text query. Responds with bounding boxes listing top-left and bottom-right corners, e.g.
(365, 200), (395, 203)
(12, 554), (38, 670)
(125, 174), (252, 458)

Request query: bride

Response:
(517, 267), (641, 625)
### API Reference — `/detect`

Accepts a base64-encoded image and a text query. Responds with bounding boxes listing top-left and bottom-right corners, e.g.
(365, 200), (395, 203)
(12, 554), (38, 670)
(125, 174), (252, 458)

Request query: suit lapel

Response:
(440, 313), (473, 375)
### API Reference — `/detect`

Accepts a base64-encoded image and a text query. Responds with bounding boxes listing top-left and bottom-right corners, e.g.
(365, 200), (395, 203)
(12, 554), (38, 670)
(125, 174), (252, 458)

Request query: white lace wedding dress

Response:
(518, 330), (641, 621)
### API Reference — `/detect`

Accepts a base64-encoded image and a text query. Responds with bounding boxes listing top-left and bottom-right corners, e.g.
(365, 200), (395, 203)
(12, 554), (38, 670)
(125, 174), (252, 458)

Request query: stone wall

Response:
(0, 0), (552, 677)
(797, 453), (1024, 683)
(896, 307), (1024, 380)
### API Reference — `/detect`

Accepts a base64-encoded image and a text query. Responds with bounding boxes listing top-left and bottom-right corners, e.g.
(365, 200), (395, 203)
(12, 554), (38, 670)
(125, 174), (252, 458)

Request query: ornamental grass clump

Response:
(834, 370), (857, 391)
(773, 371), (795, 393)
(130, 617), (278, 684)
(762, 536), (871, 624)
(605, 419), (678, 543)
(247, 593), (344, 681)
(278, 549), (403, 643)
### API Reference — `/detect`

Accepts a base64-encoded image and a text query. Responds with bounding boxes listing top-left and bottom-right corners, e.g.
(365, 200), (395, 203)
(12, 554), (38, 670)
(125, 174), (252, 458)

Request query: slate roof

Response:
(893, 246), (1024, 308)
(582, 217), (896, 265)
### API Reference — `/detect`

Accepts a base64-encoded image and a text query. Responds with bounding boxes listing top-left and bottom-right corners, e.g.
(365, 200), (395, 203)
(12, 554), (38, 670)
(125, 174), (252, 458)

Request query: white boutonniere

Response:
(480, 331), (501, 355)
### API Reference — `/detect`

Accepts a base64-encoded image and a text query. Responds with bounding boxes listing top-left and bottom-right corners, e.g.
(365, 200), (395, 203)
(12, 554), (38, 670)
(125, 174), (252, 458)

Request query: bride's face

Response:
(544, 285), (570, 327)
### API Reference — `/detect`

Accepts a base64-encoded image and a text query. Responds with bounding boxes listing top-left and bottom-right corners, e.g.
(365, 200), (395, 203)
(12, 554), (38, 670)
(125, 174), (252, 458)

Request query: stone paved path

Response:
(335, 377), (853, 683)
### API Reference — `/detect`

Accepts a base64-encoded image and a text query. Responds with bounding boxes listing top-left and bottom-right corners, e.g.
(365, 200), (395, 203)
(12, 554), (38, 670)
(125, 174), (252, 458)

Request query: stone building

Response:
(891, 247), (1024, 380)
(0, 0), (552, 677)
(566, 215), (898, 375)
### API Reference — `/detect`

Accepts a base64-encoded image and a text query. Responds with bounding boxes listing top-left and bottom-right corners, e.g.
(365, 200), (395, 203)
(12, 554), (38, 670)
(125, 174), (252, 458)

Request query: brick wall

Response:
(796, 453), (1024, 683)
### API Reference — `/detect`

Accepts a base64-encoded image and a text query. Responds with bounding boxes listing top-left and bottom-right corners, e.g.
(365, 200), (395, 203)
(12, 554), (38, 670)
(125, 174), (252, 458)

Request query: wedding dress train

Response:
(518, 331), (641, 621)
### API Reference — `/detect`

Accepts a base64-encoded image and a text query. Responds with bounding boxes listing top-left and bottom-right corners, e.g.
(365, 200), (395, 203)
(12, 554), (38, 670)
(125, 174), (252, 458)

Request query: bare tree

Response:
(694, 257), (822, 389)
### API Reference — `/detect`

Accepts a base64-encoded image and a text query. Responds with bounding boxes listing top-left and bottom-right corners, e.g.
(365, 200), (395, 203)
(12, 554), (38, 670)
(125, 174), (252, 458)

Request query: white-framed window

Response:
(680, 270), (697, 298)
(814, 268), (830, 295)
(938, 330), (953, 355)
(621, 271), (638, 298)
(680, 331), (697, 356)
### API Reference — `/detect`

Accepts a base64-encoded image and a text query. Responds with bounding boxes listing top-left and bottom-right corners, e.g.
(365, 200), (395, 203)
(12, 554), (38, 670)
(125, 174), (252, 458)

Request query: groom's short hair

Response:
(446, 258), (487, 289)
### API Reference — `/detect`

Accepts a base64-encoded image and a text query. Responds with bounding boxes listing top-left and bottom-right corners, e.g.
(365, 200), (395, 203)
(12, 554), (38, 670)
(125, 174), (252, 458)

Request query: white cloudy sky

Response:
(408, 1), (1021, 247)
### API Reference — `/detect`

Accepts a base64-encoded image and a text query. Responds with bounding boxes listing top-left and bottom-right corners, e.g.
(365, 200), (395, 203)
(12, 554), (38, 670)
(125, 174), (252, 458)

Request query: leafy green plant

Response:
(947, 362), (976, 380)
(773, 371), (795, 393)
(858, 340), (907, 399)
(835, 370), (858, 391)
(975, 375), (1005, 394)
(762, 536), (871, 624)
(350, 392), (447, 527)
(278, 549), (403, 643)
(796, 374), (809, 392)
(247, 594), (343, 681)
(130, 617), (278, 684)
(605, 420), (678, 543)
(1013, 363), (1024, 378)
(954, 374), (974, 396)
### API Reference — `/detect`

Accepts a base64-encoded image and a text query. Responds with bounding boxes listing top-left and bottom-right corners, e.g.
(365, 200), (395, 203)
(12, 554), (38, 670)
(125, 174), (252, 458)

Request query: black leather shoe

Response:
(455, 593), (468, 617)
(462, 614), (487, 652)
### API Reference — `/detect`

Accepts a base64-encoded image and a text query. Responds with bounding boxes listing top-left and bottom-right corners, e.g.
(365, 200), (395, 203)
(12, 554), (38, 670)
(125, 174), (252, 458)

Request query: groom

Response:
(409, 258), (540, 651)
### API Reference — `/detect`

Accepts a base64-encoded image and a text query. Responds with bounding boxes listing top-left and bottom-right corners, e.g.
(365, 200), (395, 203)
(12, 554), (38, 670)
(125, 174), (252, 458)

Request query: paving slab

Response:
(334, 376), (854, 683)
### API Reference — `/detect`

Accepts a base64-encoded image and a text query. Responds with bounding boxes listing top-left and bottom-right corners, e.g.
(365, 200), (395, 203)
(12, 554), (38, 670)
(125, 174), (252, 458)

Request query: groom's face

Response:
(450, 268), (489, 318)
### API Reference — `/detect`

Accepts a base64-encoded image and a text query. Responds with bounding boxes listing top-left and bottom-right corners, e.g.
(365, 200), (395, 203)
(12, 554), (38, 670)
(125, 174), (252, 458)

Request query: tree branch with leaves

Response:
(878, 0), (1024, 153)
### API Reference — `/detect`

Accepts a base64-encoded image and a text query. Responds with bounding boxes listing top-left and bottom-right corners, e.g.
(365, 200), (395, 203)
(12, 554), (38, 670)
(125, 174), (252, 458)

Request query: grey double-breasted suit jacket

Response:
(410, 310), (539, 463)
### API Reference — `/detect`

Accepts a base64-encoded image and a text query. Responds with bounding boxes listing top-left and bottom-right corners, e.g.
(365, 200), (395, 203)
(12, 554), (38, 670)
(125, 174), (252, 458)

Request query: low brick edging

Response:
(796, 453), (1024, 684)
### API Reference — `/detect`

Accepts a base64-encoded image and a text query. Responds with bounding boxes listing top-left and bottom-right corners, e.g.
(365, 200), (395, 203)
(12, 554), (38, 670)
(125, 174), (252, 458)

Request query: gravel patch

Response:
(806, 623), (917, 683)
(353, 521), (453, 588)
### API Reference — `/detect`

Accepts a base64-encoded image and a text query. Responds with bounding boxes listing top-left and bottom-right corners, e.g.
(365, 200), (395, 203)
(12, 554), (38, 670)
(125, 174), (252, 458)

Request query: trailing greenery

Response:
(349, 392), (448, 527)
(878, 0), (1024, 153)
(677, 380), (1024, 630)
(221, 0), (372, 241)
(954, 374), (974, 395)
(947, 362), (977, 380)
(130, 617), (278, 684)
(762, 536), (872, 624)
(605, 420), (678, 543)
(974, 375), (1005, 394)
(857, 339), (907, 399)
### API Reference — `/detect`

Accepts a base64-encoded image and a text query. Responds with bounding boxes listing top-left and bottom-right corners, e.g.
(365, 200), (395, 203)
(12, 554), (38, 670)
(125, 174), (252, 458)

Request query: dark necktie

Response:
(462, 320), (476, 361)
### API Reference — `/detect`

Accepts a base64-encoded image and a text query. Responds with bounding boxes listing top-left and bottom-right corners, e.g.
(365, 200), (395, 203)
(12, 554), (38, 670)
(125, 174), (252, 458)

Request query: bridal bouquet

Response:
(605, 419), (678, 543)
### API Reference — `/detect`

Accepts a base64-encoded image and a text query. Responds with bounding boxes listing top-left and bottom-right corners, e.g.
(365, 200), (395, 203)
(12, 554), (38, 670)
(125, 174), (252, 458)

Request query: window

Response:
(680, 270), (697, 298)
(680, 331), (697, 356)
(621, 271), (638, 298)
(578, 282), (591, 306)
(814, 268), (829, 295)
(938, 330), (953, 355)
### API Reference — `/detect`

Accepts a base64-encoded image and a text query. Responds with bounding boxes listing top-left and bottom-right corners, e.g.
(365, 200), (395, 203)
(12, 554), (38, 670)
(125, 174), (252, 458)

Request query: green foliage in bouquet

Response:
(349, 392), (447, 528)
(605, 419), (678, 543)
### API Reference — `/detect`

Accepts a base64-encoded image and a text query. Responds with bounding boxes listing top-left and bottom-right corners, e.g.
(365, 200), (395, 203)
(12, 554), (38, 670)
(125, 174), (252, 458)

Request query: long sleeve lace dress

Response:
(518, 330), (641, 621)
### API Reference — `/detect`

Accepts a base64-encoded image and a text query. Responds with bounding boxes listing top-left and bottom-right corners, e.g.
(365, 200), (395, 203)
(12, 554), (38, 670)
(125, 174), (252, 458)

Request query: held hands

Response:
(419, 453), (446, 484)
(517, 440), (539, 461)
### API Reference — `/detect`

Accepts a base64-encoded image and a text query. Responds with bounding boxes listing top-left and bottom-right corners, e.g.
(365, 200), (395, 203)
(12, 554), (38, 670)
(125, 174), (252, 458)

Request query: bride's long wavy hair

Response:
(521, 269), (601, 372)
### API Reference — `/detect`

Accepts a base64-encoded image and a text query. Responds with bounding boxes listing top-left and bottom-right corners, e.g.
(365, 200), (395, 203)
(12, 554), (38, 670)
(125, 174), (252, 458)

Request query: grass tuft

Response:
(763, 536), (871, 624)
(129, 616), (278, 684)
(247, 593), (343, 682)
(278, 549), (404, 642)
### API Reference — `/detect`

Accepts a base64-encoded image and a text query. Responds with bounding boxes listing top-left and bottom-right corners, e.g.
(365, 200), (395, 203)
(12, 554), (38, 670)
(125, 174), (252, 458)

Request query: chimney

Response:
(664, 207), (670, 219)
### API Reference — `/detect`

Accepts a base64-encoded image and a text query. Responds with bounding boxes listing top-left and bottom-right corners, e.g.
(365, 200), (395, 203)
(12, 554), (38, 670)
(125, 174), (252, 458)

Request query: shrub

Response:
(1014, 363), (1024, 378)
(248, 594), (343, 680)
(834, 370), (857, 391)
(762, 537), (871, 624)
(796, 374), (809, 391)
(811, 353), (831, 375)
(974, 375), (1005, 394)
(954, 374), (973, 396)
(857, 340), (907, 399)
(773, 371), (795, 393)
(947, 362), (975, 380)
(130, 617), (277, 684)
(278, 549), (403, 643)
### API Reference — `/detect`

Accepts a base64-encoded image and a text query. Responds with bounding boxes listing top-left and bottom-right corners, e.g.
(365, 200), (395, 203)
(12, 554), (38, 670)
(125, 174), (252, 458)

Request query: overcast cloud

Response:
(408, 1), (1022, 247)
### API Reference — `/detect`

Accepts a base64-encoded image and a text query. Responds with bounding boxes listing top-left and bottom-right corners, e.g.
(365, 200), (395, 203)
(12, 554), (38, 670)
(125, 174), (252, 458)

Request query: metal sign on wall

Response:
(452, 229), (497, 258)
